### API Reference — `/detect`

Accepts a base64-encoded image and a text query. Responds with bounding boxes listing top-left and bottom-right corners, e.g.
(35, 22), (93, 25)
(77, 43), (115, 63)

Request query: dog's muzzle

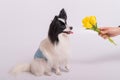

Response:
(63, 27), (73, 34)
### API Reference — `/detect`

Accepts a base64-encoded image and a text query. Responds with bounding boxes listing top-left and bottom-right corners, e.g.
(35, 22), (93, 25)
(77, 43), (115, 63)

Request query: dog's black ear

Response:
(48, 16), (59, 44)
(58, 8), (67, 20)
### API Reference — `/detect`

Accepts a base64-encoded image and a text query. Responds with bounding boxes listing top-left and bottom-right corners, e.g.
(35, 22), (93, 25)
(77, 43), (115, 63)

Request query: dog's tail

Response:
(9, 63), (30, 75)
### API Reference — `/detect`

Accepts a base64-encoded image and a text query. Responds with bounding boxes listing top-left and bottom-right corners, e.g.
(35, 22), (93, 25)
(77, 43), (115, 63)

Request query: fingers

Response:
(100, 30), (108, 35)
(99, 27), (110, 39)
(99, 27), (109, 34)
(99, 34), (109, 39)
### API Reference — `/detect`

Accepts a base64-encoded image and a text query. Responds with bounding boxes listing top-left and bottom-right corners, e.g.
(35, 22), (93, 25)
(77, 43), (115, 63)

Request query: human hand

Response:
(99, 27), (120, 39)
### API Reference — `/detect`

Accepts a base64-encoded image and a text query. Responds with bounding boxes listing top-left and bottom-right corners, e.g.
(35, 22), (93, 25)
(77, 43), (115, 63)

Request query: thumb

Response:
(99, 27), (109, 31)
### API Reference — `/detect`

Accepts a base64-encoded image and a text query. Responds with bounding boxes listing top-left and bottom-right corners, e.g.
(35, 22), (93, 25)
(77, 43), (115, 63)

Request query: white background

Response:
(0, 0), (120, 80)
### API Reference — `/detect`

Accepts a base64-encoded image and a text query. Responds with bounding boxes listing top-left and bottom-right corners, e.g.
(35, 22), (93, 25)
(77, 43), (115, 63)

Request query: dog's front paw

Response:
(55, 71), (61, 75)
(55, 69), (61, 75)
(65, 66), (69, 72)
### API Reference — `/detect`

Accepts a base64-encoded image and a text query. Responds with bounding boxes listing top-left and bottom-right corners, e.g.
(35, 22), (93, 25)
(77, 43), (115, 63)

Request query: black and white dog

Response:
(10, 8), (73, 76)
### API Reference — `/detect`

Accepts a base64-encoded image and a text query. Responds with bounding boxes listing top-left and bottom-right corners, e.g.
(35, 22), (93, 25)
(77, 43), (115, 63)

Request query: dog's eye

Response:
(57, 21), (66, 30)
(61, 25), (66, 29)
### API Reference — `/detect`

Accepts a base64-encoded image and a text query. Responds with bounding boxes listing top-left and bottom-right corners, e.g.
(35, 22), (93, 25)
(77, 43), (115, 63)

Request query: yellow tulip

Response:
(89, 16), (97, 26)
(82, 16), (89, 24)
(82, 16), (93, 29)
(83, 23), (92, 29)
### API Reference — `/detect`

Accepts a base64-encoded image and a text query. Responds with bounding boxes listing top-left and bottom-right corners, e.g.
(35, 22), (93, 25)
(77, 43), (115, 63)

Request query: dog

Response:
(10, 8), (73, 76)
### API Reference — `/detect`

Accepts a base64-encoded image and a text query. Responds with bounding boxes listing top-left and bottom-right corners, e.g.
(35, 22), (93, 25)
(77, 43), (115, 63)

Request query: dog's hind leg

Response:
(30, 59), (45, 76)
(44, 71), (51, 76)
(34, 72), (44, 76)
(44, 66), (52, 76)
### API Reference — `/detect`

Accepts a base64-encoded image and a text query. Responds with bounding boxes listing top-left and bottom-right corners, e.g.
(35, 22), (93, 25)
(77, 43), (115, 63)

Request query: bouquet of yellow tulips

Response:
(82, 16), (116, 45)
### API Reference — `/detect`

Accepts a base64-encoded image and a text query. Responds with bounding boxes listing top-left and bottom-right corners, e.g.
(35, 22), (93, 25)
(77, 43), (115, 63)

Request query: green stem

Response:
(108, 37), (117, 45)
(95, 28), (100, 33)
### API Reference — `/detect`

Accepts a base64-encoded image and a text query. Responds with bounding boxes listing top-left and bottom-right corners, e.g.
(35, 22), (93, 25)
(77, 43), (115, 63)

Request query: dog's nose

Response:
(70, 27), (73, 30)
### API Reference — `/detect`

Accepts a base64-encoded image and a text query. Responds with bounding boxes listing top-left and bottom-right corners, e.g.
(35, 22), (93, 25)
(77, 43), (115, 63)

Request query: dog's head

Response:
(48, 8), (73, 45)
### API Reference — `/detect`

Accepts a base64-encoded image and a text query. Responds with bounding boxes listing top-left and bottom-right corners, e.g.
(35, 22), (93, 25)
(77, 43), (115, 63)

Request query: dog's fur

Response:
(10, 9), (73, 76)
